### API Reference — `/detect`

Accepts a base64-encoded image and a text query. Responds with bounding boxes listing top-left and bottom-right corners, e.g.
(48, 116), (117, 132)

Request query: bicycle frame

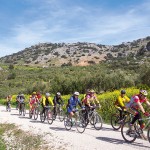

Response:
(139, 116), (150, 130)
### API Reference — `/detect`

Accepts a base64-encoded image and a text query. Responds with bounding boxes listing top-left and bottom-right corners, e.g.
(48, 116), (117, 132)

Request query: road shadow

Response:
(29, 120), (48, 125)
(101, 127), (120, 132)
(49, 126), (66, 131)
(19, 116), (30, 119)
(1, 110), (8, 112)
(96, 136), (150, 149)
(11, 113), (19, 116)
(96, 136), (124, 144)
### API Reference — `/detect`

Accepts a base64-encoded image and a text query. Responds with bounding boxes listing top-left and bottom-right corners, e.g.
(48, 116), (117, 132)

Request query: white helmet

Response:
(45, 93), (50, 97)
(20, 94), (24, 97)
(56, 92), (61, 96)
(74, 91), (79, 96)
(140, 90), (148, 96)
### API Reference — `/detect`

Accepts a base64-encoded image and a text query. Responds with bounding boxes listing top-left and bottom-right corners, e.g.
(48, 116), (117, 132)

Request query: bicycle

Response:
(19, 101), (26, 116)
(33, 102), (41, 120)
(82, 106), (103, 130)
(29, 102), (38, 119)
(111, 109), (133, 130)
(6, 101), (11, 112)
(64, 108), (86, 133)
(53, 104), (65, 122)
(121, 115), (150, 143)
(40, 106), (54, 124)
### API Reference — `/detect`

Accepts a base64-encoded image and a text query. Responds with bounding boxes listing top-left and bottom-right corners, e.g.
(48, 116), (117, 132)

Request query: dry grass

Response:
(0, 123), (49, 150)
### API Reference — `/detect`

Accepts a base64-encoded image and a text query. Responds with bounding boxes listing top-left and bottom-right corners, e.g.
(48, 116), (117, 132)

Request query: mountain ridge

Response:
(0, 36), (150, 67)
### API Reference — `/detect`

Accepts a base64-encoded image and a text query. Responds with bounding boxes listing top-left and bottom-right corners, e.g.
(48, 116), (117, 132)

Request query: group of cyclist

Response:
(6, 88), (150, 138)
(115, 89), (150, 134)
(15, 91), (63, 117)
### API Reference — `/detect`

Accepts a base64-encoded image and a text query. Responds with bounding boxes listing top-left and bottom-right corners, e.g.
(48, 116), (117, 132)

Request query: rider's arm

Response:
(145, 99), (150, 107)
(53, 96), (56, 105)
(48, 97), (54, 106)
(137, 101), (145, 114)
(124, 96), (130, 103)
(77, 99), (82, 108)
(42, 98), (46, 106)
(85, 97), (91, 107)
(94, 96), (100, 105)
(60, 98), (64, 105)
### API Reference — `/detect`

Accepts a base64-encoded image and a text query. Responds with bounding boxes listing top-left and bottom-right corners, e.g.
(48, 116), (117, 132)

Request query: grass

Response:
(0, 123), (46, 150)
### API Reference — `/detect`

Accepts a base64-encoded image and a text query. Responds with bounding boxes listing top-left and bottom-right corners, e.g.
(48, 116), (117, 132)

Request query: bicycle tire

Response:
(29, 110), (33, 119)
(76, 115), (86, 133)
(40, 112), (45, 122)
(47, 110), (53, 125)
(22, 104), (26, 116)
(19, 104), (22, 115)
(58, 110), (65, 122)
(147, 128), (150, 142)
(64, 116), (72, 131)
(121, 121), (137, 143)
(93, 113), (103, 130)
(111, 113), (121, 130)
(34, 107), (39, 120)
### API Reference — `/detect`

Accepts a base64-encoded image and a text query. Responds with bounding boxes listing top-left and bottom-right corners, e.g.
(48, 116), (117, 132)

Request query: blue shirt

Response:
(68, 96), (81, 110)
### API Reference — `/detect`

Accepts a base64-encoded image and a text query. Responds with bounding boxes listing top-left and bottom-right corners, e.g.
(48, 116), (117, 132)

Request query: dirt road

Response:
(0, 106), (150, 150)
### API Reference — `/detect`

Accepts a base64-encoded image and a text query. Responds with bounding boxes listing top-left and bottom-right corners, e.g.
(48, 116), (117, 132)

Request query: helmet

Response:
(121, 90), (126, 94)
(56, 92), (61, 96)
(45, 93), (50, 97)
(90, 89), (95, 93)
(140, 90), (148, 96)
(32, 92), (36, 95)
(74, 92), (79, 96)
(20, 94), (24, 97)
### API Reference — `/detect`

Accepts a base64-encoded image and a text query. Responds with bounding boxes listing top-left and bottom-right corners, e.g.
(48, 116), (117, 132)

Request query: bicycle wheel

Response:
(58, 110), (65, 122)
(76, 115), (86, 133)
(64, 116), (72, 130)
(40, 112), (45, 122)
(93, 114), (103, 130)
(22, 104), (26, 116)
(47, 110), (53, 125)
(147, 128), (150, 142)
(34, 107), (39, 120)
(29, 110), (33, 119)
(121, 121), (137, 143)
(19, 104), (22, 115)
(111, 113), (121, 130)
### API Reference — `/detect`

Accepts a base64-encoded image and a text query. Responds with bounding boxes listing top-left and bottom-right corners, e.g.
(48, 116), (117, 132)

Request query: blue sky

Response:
(0, 0), (150, 57)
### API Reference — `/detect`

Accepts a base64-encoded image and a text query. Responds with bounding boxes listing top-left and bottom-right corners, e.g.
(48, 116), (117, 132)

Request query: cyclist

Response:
(126, 90), (150, 131)
(36, 91), (42, 103)
(41, 93), (54, 115)
(18, 94), (25, 111)
(82, 89), (100, 120)
(29, 92), (39, 113)
(53, 92), (64, 116)
(16, 93), (21, 110)
(67, 92), (82, 118)
(6, 95), (12, 111)
(114, 90), (130, 122)
(81, 89), (90, 104)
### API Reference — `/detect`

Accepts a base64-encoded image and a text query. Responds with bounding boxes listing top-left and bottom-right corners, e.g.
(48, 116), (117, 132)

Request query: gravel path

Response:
(0, 106), (150, 150)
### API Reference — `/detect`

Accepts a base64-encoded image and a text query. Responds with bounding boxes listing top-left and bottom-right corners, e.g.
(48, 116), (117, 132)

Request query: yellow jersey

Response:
(115, 95), (130, 108)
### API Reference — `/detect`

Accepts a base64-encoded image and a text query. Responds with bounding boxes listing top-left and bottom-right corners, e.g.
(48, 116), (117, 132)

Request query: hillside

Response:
(0, 36), (150, 67)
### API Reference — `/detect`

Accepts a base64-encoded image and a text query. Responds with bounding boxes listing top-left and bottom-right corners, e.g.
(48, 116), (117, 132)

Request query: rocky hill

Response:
(0, 36), (150, 67)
